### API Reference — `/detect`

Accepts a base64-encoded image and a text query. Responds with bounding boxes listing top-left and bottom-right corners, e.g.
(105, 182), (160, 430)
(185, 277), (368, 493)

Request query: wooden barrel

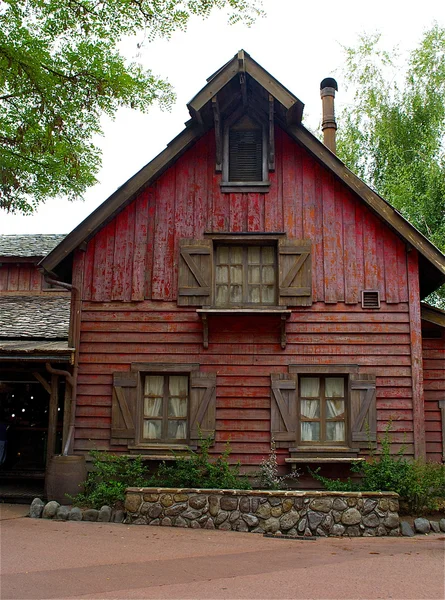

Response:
(45, 455), (87, 504)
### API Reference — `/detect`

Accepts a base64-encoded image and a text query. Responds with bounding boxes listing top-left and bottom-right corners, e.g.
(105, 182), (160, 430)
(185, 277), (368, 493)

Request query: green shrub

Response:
(256, 437), (300, 490)
(71, 451), (150, 509)
(150, 436), (251, 490)
(309, 425), (445, 514)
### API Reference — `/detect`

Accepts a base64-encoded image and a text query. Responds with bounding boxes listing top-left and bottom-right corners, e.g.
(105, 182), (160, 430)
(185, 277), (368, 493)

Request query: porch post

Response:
(46, 374), (59, 467)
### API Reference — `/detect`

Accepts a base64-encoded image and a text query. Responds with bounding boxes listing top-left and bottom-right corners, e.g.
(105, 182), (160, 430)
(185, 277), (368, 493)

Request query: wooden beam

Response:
(421, 304), (445, 329)
(212, 97), (222, 172)
(269, 95), (275, 171)
(187, 56), (239, 114)
(238, 50), (248, 108)
(408, 250), (426, 460)
(46, 374), (59, 467)
(33, 371), (51, 395)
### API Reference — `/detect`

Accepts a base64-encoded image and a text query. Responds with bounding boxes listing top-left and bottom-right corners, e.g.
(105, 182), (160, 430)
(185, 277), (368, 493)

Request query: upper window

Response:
(142, 374), (189, 442)
(298, 376), (346, 445)
(221, 113), (269, 192)
(215, 244), (276, 306)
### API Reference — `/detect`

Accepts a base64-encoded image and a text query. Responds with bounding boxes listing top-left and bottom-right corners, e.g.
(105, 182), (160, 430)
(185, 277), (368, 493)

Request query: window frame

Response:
(132, 363), (199, 449)
(220, 109), (270, 193)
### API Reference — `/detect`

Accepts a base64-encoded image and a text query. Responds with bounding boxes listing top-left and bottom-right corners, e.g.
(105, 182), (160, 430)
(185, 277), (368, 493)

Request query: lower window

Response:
(299, 376), (346, 445)
(143, 374), (189, 442)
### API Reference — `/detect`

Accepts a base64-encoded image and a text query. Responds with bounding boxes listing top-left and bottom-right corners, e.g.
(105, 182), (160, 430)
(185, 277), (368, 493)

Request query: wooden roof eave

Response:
(40, 122), (206, 274)
(187, 51), (304, 127)
(421, 303), (445, 328)
(284, 122), (445, 291)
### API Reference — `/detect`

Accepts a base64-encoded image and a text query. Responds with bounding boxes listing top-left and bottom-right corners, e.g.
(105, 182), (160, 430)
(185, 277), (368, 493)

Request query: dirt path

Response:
(1, 505), (444, 600)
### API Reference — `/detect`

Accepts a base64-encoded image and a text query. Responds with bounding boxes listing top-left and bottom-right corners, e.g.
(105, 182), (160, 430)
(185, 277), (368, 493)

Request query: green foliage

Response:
(72, 450), (151, 509)
(150, 436), (251, 490)
(309, 425), (445, 514)
(0, 0), (263, 213)
(336, 26), (445, 305)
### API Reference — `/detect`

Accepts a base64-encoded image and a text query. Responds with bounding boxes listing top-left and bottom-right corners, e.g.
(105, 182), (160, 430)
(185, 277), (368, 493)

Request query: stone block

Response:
(242, 514), (259, 528)
(83, 509), (99, 522)
(125, 494), (142, 513)
(332, 510), (342, 523)
(383, 512), (399, 529)
(377, 525), (387, 536)
(270, 506), (282, 517)
(400, 521), (415, 537)
(363, 499), (377, 514)
(256, 503), (271, 519)
(251, 498), (259, 512)
(218, 521), (232, 531)
(297, 517), (307, 533)
(29, 498), (44, 519)
(143, 494), (159, 502)
(220, 496), (238, 511)
(140, 502), (151, 515)
(263, 517), (280, 533)
(69, 507), (82, 521)
(133, 517), (146, 525)
(56, 506), (70, 521)
(321, 514), (333, 533)
(388, 528), (400, 536)
(209, 496), (220, 516)
(362, 512), (379, 528)
(282, 499), (293, 513)
(165, 503), (187, 517)
(378, 498), (389, 512)
(439, 518), (445, 532)
(363, 528), (376, 537)
(182, 508), (202, 520)
(279, 509), (299, 531)
(341, 508), (361, 526)
(160, 494), (173, 507)
(189, 495), (207, 510)
(174, 494), (188, 502)
(113, 510), (125, 523)
(161, 517), (172, 526)
(307, 511), (323, 531)
(294, 497), (304, 510)
(215, 511), (229, 526)
(236, 520), (249, 532)
(149, 519), (160, 526)
(204, 518), (215, 529)
(331, 524), (345, 536)
(251, 526), (265, 534)
(316, 527), (327, 537)
(388, 499), (399, 512)
(347, 497), (357, 507)
(190, 520), (201, 529)
(430, 521), (440, 533)
(239, 497), (251, 513)
(174, 516), (188, 528)
(346, 526), (360, 537)
(332, 498), (348, 511)
(309, 498), (333, 513)
(42, 501), (60, 519)
(269, 497), (281, 507)
(148, 504), (163, 519)
(229, 510), (241, 523)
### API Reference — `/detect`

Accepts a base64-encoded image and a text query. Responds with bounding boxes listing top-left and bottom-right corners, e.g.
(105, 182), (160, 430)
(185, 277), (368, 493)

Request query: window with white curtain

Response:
(143, 374), (189, 442)
(299, 376), (346, 445)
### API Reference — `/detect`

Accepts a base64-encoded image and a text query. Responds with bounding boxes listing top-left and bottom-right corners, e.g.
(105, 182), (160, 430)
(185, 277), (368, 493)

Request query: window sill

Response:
(128, 443), (189, 452)
(197, 307), (291, 349)
(220, 181), (270, 193)
(124, 453), (191, 461)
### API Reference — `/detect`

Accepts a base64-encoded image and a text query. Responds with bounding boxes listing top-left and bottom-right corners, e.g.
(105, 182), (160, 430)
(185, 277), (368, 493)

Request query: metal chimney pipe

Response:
(320, 77), (338, 154)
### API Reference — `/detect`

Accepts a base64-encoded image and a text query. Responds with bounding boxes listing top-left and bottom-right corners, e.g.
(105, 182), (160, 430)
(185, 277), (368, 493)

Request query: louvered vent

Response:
(361, 290), (380, 309)
(228, 129), (263, 181)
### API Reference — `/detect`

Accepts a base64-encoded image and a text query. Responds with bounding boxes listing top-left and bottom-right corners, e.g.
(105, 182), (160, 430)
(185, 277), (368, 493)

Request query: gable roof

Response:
(0, 295), (70, 339)
(0, 234), (66, 258)
(40, 51), (445, 298)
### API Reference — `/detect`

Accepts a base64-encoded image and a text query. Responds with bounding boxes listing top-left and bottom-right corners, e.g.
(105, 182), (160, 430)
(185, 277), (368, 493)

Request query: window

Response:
(142, 374), (189, 442)
(215, 244), (276, 306)
(221, 113), (269, 192)
(299, 376), (346, 445)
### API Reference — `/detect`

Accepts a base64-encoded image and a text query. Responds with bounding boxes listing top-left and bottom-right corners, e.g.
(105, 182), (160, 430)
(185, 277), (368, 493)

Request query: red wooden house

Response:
(39, 51), (445, 483)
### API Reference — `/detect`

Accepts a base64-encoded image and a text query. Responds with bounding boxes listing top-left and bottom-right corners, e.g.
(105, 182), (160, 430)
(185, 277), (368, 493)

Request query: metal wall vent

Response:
(228, 129), (263, 181)
(361, 290), (380, 309)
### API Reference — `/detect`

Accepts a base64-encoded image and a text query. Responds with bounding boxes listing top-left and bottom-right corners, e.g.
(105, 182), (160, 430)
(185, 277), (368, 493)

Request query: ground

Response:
(1, 504), (444, 600)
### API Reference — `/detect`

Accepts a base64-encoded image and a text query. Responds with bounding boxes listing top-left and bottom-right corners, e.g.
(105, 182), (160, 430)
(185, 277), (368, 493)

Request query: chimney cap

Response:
(320, 77), (338, 91)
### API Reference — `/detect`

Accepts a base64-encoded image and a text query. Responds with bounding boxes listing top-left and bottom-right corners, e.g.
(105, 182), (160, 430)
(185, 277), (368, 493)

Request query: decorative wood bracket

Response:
(238, 50), (248, 108)
(269, 94), (275, 171)
(212, 97), (222, 172)
(197, 308), (291, 349)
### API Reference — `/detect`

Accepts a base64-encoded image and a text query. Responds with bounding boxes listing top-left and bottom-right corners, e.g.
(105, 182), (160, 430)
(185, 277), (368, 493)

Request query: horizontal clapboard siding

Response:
(422, 336), (445, 462)
(74, 301), (415, 464)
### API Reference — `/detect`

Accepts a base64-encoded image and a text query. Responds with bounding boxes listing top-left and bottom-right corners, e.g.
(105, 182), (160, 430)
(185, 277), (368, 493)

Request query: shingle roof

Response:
(0, 296), (70, 339)
(0, 234), (66, 258)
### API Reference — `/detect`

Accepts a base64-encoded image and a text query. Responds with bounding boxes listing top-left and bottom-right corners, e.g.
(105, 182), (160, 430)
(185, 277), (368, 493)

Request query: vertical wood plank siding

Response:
(0, 264), (55, 292)
(74, 127), (420, 465)
(422, 334), (445, 462)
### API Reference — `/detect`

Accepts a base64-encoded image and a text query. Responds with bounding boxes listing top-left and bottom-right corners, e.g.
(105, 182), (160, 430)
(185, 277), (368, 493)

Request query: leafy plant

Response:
(71, 450), (151, 509)
(309, 424), (445, 514)
(150, 436), (251, 490)
(256, 437), (300, 490)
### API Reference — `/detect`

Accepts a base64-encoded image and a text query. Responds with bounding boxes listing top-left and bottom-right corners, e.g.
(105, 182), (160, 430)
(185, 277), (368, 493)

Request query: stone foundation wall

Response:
(125, 488), (400, 537)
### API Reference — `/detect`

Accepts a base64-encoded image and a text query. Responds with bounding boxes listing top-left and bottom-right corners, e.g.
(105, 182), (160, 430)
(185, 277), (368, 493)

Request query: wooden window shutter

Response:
(111, 372), (137, 444)
(278, 239), (312, 306)
(178, 239), (212, 306)
(350, 374), (377, 445)
(189, 371), (216, 442)
(271, 373), (297, 446)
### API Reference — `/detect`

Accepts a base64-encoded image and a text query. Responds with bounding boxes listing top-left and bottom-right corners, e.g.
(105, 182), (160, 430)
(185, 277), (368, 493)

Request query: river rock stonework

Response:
(124, 489), (400, 537)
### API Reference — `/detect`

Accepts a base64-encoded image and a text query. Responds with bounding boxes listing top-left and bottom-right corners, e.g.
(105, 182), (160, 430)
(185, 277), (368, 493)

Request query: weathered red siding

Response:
(422, 333), (445, 462)
(0, 263), (45, 292)
(72, 126), (421, 467)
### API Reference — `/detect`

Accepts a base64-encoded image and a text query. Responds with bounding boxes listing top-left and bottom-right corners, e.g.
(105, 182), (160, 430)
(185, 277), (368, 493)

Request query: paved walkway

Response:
(1, 504), (444, 599)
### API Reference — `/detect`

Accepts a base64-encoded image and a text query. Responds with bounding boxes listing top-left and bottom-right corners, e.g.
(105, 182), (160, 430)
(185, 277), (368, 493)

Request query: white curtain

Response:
(301, 422), (320, 441)
(168, 376), (188, 439)
(301, 377), (320, 398)
(327, 422), (345, 442)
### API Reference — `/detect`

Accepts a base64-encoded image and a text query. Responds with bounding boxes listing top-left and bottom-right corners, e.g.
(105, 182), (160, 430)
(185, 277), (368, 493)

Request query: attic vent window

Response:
(221, 113), (270, 193)
(361, 290), (380, 309)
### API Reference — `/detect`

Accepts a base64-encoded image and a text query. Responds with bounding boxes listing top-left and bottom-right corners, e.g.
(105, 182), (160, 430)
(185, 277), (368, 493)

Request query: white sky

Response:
(1, 0), (443, 234)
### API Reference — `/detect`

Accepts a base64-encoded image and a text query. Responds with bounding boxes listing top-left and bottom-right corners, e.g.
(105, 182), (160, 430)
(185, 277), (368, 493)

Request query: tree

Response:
(336, 26), (445, 304)
(0, 0), (262, 214)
